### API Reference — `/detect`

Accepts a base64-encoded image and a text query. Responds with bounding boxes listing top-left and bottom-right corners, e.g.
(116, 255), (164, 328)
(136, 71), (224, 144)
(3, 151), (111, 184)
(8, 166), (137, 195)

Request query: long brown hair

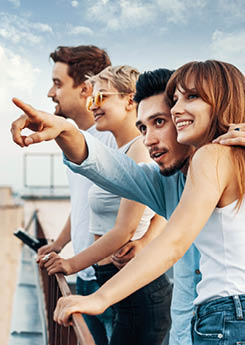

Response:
(166, 60), (245, 208)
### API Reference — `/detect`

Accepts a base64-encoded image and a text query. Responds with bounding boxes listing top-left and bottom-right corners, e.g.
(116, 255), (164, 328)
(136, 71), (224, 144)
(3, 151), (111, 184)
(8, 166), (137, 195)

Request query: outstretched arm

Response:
(11, 98), (88, 164)
(53, 144), (231, 325)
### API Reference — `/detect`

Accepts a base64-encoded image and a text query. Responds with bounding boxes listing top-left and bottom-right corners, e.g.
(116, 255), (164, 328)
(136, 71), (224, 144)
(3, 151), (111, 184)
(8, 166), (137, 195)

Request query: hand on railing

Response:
(37, 252), (73, 275)
(55, 273), (96, 345)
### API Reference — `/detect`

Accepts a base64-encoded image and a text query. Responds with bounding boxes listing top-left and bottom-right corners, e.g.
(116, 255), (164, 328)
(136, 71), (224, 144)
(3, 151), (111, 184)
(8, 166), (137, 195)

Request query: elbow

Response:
(169, 242), (188, 266)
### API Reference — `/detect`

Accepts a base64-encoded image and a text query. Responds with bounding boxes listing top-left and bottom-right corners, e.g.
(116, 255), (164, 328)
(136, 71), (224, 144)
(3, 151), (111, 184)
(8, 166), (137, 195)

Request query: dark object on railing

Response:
(14, 228), (47, 252)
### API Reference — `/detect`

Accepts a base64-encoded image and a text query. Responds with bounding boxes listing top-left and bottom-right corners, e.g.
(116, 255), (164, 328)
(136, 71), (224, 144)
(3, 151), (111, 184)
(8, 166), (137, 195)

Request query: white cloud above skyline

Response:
(71, 0), (79, 7)
(0, 12), (53, 45)
(8, 0), (20, 7)
(211, 30), (245, 70)
(69, 25), (93, 35)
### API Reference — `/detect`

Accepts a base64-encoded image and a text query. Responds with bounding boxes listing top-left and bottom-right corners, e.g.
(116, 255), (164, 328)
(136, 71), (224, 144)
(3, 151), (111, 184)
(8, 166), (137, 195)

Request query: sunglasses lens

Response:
(95, 92), (103, 107)
(86, 97), (92, 110)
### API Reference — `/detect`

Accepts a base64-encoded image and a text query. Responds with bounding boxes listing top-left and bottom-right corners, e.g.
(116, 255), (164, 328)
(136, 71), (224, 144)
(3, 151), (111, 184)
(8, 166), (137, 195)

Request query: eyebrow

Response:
(53, 78), (61, 83)
(136, 112), (170, 127)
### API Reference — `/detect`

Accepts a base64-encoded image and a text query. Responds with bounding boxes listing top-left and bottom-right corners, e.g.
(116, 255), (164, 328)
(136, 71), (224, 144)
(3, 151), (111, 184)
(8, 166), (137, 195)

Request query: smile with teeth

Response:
(176, 120), (193, 130)
(94, 112), (105, 121)
(150, 151), (167, 161)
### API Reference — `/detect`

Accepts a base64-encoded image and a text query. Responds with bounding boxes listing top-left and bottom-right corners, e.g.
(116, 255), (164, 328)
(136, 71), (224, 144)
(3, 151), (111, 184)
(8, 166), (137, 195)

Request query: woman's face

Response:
(89, 80), (128, 132)
(171, 77), (212, 148)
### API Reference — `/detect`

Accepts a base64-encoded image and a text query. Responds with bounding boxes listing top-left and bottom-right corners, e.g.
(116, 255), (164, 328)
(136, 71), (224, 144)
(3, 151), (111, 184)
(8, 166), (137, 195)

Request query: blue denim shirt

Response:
(64, 131), (201, 345)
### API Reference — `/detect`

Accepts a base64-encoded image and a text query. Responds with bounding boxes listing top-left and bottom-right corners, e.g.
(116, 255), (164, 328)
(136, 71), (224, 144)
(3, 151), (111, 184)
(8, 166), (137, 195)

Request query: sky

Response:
(1, 0), (245, 192)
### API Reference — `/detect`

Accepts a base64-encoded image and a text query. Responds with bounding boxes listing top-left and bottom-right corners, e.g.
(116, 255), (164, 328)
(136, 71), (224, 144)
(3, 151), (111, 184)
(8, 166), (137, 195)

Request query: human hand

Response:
(37, 252), (73, 275)
(213, 123), (245, 146)
(54, 294), (106, 327)
(111, 240), (144, 269)
(11, 98), (70, 147)
(37, 242), (62, 256)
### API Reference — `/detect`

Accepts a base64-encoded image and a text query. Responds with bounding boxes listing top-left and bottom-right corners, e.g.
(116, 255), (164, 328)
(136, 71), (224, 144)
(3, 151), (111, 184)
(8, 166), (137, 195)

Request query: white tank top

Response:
(194, 198), (245, 305)
(88, 137), (155, 240)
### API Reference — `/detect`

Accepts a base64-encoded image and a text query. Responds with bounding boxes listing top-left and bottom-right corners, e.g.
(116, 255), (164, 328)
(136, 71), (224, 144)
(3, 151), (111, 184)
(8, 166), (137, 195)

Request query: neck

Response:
(74, 109), (95, 130)
(180, 146), (196, 176)
(112, 112), (140, 147)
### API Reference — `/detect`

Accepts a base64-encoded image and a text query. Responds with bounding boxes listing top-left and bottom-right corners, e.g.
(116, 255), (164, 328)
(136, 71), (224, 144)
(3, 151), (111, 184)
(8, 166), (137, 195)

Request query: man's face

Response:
(136, 93), (192, 176)
(47, 62), (83, 120)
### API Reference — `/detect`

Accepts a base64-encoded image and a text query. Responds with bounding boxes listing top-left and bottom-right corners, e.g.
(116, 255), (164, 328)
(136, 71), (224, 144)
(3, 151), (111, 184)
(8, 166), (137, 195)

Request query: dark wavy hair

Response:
(134, 68), (174, 103)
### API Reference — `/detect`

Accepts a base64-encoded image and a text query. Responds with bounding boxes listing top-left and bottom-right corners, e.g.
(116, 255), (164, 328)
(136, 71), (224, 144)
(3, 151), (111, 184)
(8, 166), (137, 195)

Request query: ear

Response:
(125, 93), (136, 111)
(80, 81), (93, 98)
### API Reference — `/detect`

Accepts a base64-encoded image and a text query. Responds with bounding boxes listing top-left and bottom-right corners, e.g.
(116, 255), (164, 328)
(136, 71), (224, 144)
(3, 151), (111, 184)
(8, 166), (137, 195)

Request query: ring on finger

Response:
(42, 253), (51, 262)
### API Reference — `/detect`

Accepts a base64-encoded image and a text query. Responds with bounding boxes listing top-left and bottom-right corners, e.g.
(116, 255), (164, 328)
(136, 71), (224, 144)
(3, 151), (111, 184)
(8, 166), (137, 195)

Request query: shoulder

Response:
(191, 143), (232, 167)
(189, 143), (233, 187)
(127, 137), (152, 164)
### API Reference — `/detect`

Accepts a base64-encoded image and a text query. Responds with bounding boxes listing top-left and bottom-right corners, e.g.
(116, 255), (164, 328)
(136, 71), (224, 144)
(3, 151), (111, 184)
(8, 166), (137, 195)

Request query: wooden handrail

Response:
(56, 273), (96, 345)
(30, 211), (96, 345)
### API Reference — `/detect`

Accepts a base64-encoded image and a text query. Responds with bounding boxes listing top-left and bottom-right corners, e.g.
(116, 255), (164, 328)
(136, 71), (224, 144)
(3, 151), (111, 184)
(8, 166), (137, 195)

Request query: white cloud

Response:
(71, 0), (79, 7)
(87, 0), (156, 30)
(217, 0), (245, 18)
(8, 0), (21, 7)
(0, 12), (53, 46)
(156, 0), (206, 24)
(69, 25), (93, 35)
(0, 45), (39, 109)
(86, 0), (207, 30)
(211, 30), (245, 72)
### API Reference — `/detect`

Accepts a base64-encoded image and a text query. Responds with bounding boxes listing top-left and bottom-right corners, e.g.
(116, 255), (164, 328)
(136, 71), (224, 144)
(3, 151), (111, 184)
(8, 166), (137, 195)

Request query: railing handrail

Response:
(25, 209), (95, 345)
(55, 273), (96, 345)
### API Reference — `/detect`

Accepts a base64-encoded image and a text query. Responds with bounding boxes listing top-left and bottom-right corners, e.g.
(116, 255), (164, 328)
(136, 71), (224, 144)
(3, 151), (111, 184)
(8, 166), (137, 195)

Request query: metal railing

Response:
(29, 210), (96, 345)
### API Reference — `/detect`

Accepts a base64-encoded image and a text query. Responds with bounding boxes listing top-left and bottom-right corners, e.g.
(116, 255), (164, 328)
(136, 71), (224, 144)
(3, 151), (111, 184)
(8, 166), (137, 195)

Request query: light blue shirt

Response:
(64, 131), (201, 345)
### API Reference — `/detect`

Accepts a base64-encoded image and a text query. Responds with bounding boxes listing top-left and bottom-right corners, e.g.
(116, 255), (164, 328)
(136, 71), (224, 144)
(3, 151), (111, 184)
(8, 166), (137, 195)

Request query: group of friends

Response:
(10, 45), (245, 345)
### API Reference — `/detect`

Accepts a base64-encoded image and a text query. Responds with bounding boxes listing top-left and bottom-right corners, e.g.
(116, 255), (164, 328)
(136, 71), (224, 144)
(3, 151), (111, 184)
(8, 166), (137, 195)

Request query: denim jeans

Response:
(192, 295), (245, 344)
(76, 276), (114, 345)
(94, 263), (172, 345)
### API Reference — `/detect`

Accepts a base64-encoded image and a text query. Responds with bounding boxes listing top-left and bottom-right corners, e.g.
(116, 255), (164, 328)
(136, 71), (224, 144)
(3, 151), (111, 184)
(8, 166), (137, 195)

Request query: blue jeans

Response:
(192, 295), (245, 344)
(94, 263), (172, 345)
(76, 276), (114, 345)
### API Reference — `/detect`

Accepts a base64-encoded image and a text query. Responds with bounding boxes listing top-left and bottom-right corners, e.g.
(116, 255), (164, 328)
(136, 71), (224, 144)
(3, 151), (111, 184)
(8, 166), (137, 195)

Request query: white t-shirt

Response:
(67, 125), (117, 280)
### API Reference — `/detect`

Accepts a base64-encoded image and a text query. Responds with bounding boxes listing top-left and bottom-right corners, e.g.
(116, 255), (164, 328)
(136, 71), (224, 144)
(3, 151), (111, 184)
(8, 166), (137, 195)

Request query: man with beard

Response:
(11, 68), (245, 344)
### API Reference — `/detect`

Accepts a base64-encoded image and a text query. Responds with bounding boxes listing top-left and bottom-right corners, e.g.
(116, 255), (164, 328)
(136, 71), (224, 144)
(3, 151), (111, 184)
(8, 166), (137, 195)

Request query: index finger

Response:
(12, 97), (38, 119)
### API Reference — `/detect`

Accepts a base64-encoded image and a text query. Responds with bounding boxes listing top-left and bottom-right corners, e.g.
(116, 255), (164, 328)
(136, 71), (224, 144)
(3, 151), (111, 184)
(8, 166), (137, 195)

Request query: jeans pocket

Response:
(193, 311), (225, 340)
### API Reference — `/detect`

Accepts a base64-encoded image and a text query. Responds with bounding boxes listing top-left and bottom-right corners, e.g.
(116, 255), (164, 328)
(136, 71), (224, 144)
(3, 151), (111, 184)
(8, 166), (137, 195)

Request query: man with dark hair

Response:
(38, 45), (117, 345)
(11, 67), (198, 345)
(12, 68), (243, 344)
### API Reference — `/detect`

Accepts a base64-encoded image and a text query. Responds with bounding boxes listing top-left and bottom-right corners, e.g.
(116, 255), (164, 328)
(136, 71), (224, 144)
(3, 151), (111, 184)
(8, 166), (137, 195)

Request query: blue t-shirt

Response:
(64, 131), (201, 345)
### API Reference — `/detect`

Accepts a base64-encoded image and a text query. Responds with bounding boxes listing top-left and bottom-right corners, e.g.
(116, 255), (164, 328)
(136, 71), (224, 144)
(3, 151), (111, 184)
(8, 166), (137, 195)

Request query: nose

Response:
(143, 128), (159, 148)
(47, 85), (55, 98)
(89, 99), (99, 111)
(171, 98), (185, 117)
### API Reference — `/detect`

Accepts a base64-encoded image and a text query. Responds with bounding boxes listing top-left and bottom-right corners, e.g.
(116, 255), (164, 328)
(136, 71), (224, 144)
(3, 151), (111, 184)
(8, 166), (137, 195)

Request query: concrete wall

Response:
(0, 187), (24, 345)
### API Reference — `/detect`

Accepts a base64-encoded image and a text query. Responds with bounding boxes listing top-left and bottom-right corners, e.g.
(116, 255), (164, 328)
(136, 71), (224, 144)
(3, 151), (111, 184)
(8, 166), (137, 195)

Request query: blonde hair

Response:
(166, 60), (245, 209)
(87, 65), (140, 93)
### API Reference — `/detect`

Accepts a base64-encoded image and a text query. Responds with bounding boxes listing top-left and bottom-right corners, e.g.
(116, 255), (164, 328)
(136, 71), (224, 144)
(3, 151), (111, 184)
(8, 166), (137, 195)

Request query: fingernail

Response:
(25, 137), (34, 145)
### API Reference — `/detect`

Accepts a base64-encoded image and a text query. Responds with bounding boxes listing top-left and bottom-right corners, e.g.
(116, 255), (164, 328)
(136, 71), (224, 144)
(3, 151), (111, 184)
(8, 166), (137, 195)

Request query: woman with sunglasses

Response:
(38, 65), (172, 345)
(53, 60), (245, 344)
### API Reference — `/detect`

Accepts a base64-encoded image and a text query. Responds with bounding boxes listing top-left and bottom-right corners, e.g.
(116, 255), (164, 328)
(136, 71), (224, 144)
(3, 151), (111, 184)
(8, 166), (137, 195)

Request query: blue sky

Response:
(1, 0), (245, 190)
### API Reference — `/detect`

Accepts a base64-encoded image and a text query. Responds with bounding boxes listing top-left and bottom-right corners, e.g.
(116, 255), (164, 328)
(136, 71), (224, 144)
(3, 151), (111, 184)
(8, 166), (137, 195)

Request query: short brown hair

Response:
(50, 45), (111, 87)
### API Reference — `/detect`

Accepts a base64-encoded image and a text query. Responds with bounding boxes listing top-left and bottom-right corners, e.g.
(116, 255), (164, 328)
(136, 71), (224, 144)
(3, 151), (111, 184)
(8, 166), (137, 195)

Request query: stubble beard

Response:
(159, 156), (189, 176)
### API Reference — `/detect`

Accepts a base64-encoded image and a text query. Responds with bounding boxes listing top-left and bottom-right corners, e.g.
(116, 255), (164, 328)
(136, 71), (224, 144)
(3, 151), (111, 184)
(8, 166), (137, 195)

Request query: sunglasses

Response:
(86, 91), (128, 111)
